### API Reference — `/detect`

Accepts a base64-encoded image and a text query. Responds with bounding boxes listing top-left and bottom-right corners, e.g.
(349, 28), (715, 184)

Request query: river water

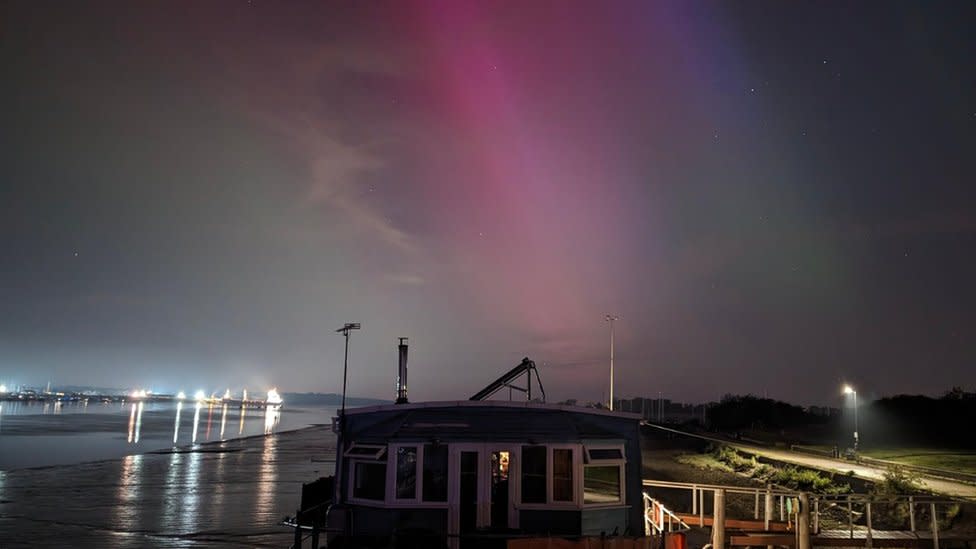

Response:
(0, 399), (330, 470)
(0, 401), (338, 547)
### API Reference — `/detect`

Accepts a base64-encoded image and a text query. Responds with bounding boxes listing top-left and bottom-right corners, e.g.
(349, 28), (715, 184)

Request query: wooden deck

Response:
(673, 513), (955, 548)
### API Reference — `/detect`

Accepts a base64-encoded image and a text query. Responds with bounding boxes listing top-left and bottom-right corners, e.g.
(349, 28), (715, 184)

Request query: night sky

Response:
(1, 1), (974, 405)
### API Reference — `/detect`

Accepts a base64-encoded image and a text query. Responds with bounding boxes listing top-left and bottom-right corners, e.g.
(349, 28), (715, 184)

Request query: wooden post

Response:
(754, 489), (760, 519)
(294, 509), (303, 549)
(764, 485), (773, 531)
(692, 486), (697, 515)
(865, 501), (873, 549)
(848, 497), (854, 539)
(699, 488), (704, 527)
(797, 493), (811, 549)
(780, 495), (785, 521)
(909, 496), (915, 532)
(930, 503), (940, 549)
(813, 498), (819, 534)
(713, 489), (726, 549)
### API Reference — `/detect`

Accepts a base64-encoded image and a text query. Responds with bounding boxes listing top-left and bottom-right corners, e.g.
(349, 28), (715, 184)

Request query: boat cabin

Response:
(321, 400), (644, 548)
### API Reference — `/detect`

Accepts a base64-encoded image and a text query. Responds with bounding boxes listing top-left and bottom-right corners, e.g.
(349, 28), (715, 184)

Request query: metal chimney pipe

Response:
(396, 337), (409, 404)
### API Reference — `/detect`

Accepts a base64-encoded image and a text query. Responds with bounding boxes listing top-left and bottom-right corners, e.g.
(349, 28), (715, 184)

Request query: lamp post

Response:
(844, 385), (858, 452)
(337, 323), (362, 421)
(605, 314), (617, 411)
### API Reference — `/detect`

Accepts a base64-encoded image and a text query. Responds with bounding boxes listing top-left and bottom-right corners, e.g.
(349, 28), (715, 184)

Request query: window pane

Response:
(347, 445), (384, 457)
(354, 462), (386, 500)
(587, 448), (623, 461)
(583, 466), (620, 503)
(423, 444), (448, 502)
(521, 446), (546, 504)
(396, 446), (417, 499)
(552, 448), (573, 502)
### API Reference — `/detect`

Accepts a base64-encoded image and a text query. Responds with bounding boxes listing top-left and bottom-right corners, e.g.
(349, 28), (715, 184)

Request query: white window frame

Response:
(385, 442), (450, 508)
(344, 443), (387, 460)
(390, 443), (422, 503)
(517, 443), (582, 509)
(582, 443), (626, 507)
(347, 457), (388, 505)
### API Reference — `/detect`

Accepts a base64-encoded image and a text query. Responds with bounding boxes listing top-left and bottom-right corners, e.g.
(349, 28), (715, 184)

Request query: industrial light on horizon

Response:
(177, 391), (186, 400)
(267, 388), (283, 405)
(194, 390), (206, 402)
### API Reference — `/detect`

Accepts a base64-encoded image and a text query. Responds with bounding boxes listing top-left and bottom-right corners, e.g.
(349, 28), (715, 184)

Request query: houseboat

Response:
(291, 340), (645, 548)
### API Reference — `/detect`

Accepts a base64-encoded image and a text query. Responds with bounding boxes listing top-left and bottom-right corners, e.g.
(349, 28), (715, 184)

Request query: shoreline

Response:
(0, 424), (336, 547)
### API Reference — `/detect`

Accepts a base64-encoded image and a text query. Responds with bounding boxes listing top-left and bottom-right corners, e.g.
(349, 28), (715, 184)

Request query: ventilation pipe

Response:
(396, 338), (409, 404)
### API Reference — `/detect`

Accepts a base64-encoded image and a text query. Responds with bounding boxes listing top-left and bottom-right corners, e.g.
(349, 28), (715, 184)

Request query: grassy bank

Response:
(677, 445), (853, 494)
(860, 448), (976, 474)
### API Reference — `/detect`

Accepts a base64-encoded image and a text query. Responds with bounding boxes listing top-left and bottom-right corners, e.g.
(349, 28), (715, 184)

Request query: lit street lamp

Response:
(605, 314), (617, 411)
(844, 385), (858, 452)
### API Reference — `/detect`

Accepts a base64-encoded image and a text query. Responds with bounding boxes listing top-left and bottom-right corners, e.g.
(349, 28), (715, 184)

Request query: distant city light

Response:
(0, 384), (7, 393)
(223, 389), (231, 400)
(266, 388), (283, 405)
(194, 390), (206, 402)
(131, 389), (148, 399)
(177, 391), (186, 400)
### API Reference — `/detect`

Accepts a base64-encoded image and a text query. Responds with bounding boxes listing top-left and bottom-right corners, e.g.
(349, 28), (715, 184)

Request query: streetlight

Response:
(605, 314), (617, 411)
(844, 385), (858, 452)
(336, 322), (362, 421)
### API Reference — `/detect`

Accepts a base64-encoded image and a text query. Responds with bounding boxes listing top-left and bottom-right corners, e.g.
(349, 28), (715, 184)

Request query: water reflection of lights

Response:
(173, 401), (183, 444)
(205, 404), (214, 440)
(180, 450), (202, 533)
(254, 432), (278, 525)
(213, 449), (227, 513)
(162, 452), (183, 532)
(239, 405), (246, 435)
(115, 454), (143, 529)
(220, 403), (228, 440)
(128, 403), (136, 442)
(192, 401), (202, 444)
(135, 402), (143, 443)
(127, 402), (144, 444)
(264, 404), (281, 435)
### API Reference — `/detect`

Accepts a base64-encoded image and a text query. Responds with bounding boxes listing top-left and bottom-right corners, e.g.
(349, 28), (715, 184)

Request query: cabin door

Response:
(448, 443), (519, 549)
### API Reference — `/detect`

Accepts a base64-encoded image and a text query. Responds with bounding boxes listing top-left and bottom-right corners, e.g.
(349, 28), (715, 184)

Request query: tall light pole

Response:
(337, 323), (362, 421)
(605, 314), (617, 411)
(844, 385), (858, 452)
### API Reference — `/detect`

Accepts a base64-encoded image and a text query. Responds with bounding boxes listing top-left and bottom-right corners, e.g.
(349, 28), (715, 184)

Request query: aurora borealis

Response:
(1, 1), (974, 404)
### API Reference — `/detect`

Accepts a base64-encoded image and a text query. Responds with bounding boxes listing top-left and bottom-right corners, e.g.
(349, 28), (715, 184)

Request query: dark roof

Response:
(344, 404), (637, 444)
